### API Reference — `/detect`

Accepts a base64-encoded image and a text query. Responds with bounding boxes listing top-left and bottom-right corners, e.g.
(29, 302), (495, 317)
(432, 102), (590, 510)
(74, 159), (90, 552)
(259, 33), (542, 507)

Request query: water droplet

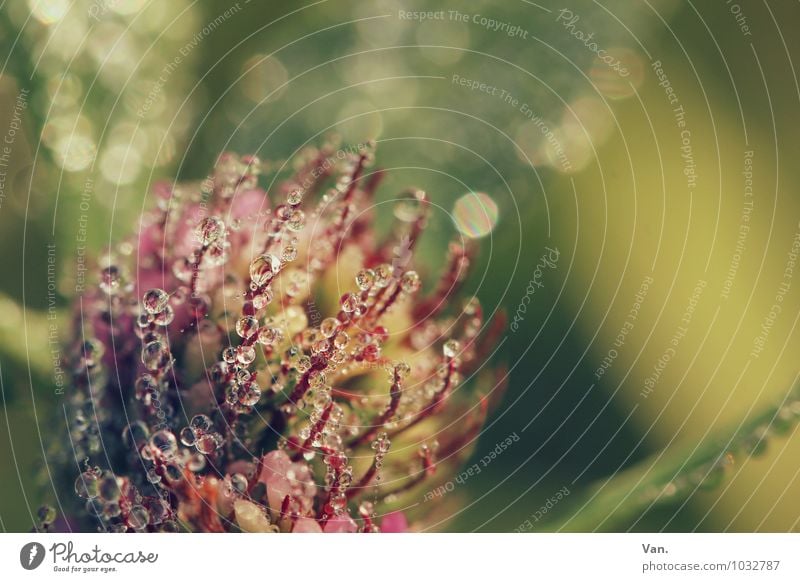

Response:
(257, 326), (282, 346)
(340, 293), (358, 313)
(744, 426), (770, 457)
(128, 505), (150, 530)
(97, 473), (121, 502)
(74, 471), (99, 499)
(236, 316), (259, 339)
(195, 433), (222, 455)
(205, 242), (229, 266)
(314, 391), (332, 411)
(147, 468), (162, 484)
(231, 473), (248, 493)
(372, 432), (391, 455)
(134, 374), (160, 402)
(395, 361), (411, 379)
(309, 370), (326, 389)
(179, 427), (196, 446)
(281, 244), (298, 262)
(153, 305), (174, 326)
(222, 347), (237, 363)
(160, 520), (180, 532)
(463, 296), (481, 316)
(393, 192), (427, 223)
(136, 313), (152, 329)
(771, 405), (798, 436)
(141, 340), (170, 371)
(196, 216), (226, 246)
(296, 355), (311, 373)
(356, 269), (375, 291)
(443, 339), (461, 359)
(224, 385), (237, 405)
(150, 430), (178, 458)
(77, 340), (105, 371)
(373, 265), (392, 288)
(252, 289), (274, 310)
(99, 266), (122, 295)
(190, 414), (213, 434)
(238, 383), (262, 406)
(333, 331), (349, 349)
(287, 189), (303, 206)
(319, 317), (339, 338)
(143, 288), (169, 315)
(311, 339), (329, 355)
(286, 209), (305, 232)
(250, 253), (281, 287)
(237, 345), (256, 365)
(400, 270), (421, 293)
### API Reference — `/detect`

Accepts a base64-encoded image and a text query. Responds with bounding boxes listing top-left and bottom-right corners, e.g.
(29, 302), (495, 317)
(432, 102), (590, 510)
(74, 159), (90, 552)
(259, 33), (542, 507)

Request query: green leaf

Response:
(543, 385), (800, 532)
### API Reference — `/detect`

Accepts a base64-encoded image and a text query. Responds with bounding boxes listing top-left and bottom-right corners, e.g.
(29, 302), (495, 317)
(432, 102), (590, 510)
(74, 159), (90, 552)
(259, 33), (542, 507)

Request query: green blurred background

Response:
(2, 0), (800, 531)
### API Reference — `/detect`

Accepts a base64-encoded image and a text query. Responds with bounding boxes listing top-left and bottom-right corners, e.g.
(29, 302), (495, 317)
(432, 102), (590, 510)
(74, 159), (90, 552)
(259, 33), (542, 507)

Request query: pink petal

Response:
(259, 451), (292, 511)
(380, 511), (408, 533)
(292, 517), (323, 533)
(323, 514), (358, 533)
(265, 475), (291, 513)
(258, 450), (291, 483)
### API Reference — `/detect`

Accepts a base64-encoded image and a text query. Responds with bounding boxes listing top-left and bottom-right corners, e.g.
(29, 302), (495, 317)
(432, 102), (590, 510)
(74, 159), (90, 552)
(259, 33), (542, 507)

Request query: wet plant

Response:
(54, 141), (506, 532)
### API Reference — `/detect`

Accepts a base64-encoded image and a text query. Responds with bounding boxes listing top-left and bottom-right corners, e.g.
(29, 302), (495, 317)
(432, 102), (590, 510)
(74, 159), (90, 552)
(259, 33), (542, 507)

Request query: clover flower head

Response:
(61, 141), (505, 532)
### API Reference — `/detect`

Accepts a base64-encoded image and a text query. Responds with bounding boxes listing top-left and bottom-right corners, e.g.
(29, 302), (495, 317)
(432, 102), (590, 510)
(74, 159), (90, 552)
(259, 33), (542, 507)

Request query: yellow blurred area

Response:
(558, 44), (800, 530)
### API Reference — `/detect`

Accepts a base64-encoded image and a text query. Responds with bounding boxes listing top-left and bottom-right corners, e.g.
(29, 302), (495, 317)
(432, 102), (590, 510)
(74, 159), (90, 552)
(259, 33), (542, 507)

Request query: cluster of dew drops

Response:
(61, 145), (484, 532)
